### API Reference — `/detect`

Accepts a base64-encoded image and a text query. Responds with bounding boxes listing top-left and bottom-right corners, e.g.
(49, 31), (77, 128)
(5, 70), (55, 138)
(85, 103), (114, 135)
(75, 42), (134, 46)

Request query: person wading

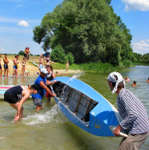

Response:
(107, 72), (149, 150)
(32, 67), (56, 112)
(3, 54), (9, 77)
(4, 85), (38, 122)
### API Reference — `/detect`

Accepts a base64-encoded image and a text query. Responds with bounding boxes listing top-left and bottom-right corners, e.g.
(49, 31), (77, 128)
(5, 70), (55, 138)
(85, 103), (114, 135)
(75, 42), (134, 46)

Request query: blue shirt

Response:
(117, 88), (149, 135)
(34, 75), (46, 97)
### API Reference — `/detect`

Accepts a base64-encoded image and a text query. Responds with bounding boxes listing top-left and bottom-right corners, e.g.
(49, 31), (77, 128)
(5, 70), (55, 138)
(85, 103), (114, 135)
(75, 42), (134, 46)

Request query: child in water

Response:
(131, 81), (137, 87)
(124, 76), (130, 83)
(4, 85), (38, 122)
(146, 77), (149, 83)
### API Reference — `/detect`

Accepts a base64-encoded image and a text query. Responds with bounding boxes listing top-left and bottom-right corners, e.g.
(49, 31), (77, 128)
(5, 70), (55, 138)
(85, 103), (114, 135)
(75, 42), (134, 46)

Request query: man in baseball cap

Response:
(107, 72), (149, 150)
(32, 67), (56, 111)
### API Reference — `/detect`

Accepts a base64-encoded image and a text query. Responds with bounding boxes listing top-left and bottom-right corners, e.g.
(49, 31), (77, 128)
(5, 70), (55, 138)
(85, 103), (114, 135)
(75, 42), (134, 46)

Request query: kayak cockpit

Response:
(53, 82), (98, 122)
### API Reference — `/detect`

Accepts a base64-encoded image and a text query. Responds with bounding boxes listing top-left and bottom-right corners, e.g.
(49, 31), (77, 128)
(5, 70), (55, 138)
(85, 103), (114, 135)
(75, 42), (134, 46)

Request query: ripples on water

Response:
(23, 105), (59, 125)
(0, 67), (148, 150)
(0, 75), (35, 85)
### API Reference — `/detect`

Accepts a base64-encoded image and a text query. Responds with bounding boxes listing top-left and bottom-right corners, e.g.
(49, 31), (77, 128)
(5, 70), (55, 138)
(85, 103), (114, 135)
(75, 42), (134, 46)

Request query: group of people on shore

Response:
(0, 47), (30, 77)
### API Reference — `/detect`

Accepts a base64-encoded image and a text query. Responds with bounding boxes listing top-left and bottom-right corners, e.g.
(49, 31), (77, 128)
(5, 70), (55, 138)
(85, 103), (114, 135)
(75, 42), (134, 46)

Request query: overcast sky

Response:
(0, 0), (149, 54)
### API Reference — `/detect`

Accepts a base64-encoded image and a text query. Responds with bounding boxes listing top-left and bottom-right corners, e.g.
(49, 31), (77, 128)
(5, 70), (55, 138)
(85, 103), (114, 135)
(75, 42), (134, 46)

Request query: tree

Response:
(18, 50), (24, 56)
(50, 45), (66, 64)
(33, 0), (132, 65)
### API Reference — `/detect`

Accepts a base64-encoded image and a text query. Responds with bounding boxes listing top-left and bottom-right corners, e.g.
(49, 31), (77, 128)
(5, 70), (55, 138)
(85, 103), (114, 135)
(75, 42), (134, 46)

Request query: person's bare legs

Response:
(36, 106), (42, 112)
(4, 69), (6, 77)
(10, 103), (18, 119)
(13, 69), (17, 77)
(6, 69), (8, 77)
(0, 69), (2, 77)
(10, 103), (24, 121)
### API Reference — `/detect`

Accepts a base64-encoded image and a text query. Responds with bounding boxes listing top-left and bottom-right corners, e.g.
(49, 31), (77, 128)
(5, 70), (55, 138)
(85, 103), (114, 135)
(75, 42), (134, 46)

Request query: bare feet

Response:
(36, 106), (42, 112)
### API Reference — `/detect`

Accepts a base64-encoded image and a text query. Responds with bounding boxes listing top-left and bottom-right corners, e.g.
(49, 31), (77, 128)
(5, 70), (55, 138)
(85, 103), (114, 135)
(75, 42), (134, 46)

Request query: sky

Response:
(0, 0), (149, 54)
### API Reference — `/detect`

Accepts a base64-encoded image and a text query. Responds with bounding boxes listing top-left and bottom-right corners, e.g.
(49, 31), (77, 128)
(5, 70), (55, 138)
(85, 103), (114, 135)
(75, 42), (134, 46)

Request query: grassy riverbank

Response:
(2, 55), (133, 75)
(52, 61), (131, 74)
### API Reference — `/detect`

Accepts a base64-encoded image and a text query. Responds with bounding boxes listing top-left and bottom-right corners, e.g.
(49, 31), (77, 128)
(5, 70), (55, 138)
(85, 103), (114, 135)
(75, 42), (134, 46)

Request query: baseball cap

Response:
(40, 67), (48, 74)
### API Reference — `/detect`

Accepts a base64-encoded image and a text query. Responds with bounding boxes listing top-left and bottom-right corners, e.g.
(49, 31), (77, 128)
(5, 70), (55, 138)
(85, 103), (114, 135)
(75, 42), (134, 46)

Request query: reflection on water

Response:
(0, 66), (148, 150)
(0, 75), (35, 85)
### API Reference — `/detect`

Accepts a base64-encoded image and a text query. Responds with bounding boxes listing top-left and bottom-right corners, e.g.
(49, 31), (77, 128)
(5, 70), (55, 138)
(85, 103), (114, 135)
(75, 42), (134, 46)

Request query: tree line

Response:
(33, 0), (136, 66)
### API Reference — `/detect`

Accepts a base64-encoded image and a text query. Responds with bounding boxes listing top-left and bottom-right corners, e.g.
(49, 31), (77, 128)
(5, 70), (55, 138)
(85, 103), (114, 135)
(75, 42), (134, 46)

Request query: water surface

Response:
(0, 66), (148, 150)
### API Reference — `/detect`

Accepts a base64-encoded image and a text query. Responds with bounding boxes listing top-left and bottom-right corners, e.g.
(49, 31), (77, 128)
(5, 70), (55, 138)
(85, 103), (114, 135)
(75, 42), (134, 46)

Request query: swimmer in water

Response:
(146, 77), (149, 83)
(124, 76), (130, 83)
(131, 81), (137, 87)
(4, 85), (38, 122)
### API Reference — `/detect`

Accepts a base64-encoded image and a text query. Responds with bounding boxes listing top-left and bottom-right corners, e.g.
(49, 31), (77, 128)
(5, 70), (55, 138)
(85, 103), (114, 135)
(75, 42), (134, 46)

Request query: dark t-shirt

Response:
(4, 86), (23, 104)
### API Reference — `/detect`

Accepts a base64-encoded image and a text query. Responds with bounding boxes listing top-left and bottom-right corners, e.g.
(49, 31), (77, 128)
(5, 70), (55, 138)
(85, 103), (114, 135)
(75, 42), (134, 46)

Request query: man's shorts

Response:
(32, 93), (43, 106)
(4, 64), (8, 70)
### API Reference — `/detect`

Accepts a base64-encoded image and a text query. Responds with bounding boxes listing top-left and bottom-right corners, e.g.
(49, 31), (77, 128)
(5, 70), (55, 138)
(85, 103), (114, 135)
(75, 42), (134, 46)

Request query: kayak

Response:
(52, 77), (120, 137)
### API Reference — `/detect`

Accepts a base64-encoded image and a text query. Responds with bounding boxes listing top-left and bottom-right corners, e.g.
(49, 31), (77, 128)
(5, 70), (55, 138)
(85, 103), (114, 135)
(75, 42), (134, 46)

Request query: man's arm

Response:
(118, 97), (138, 131)
(46, 80), (56, 85)
(15, 93), (30, 121)
(40, 81), (56, 97)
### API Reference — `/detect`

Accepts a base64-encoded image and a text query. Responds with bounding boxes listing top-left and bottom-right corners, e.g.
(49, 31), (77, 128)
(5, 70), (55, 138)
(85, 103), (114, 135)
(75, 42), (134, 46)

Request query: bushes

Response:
(65, 53), (74, 65)
(51, 45), (66, 64)
(122, 59), (132, 67)
(51, 45), (74, 65)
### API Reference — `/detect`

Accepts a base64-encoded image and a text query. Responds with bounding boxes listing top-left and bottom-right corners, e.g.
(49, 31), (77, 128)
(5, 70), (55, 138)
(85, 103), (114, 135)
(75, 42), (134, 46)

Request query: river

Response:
(0, 65), (148, 150)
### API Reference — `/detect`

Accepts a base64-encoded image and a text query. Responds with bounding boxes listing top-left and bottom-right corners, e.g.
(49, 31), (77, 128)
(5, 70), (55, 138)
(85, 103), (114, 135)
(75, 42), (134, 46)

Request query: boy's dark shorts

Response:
(32, 93), (43, 106)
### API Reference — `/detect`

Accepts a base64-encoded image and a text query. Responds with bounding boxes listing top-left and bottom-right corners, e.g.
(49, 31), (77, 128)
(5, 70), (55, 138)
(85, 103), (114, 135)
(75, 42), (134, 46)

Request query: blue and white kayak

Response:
(52, 77), (120, 137)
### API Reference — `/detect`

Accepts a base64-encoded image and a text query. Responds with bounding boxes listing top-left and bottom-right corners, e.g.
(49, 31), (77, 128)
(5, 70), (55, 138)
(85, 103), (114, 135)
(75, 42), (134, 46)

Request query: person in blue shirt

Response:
(32, 67), (56, 112)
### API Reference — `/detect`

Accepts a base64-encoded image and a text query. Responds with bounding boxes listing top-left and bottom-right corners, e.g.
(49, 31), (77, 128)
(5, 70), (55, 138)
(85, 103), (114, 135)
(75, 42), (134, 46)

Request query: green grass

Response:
(51, 62), (129, 74)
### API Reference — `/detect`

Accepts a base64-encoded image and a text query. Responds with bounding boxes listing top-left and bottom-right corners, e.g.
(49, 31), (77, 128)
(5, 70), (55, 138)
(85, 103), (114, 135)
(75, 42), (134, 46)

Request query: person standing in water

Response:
(131, 80), (137, 88)
(4, 85), (38, 122)
(46, 65), (56, 102)
(146, 77), (149, 83)
(0, 55), (2, 77)
(107, 72), (149, 150)
(21, 57), (26, 76)
(3, 54), (9, 77)
(13, 55), (19, 77)
(32, 67), (56, 112)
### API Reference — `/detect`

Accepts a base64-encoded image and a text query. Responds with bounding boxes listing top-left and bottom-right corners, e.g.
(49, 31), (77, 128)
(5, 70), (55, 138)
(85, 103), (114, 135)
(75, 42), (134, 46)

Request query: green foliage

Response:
(33, 0), (132, 65)
(51, 45), (66, 64)
(78, 62), (122, 73)
(122, 59), (132, 67)
(65, 53), (74, 65)
(18, 50), (24, 56)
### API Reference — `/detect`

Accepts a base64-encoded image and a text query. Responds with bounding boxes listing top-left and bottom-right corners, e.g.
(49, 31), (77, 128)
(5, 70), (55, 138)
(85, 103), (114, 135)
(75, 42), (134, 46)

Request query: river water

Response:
(0, 66), (148, 150)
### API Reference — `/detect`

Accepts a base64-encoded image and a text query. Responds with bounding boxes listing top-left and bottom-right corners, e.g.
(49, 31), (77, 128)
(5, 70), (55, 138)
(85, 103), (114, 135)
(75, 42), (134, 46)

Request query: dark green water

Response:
(0, 66), (148, 150)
